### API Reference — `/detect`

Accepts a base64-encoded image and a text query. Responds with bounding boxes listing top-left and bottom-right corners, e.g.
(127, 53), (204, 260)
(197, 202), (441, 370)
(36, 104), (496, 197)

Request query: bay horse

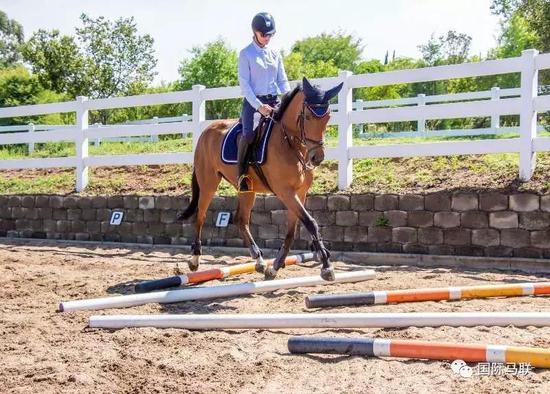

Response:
(179, 77), (343, 281)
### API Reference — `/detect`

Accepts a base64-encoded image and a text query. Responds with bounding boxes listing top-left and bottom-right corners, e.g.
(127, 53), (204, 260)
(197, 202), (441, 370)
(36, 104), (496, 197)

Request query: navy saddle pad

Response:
(221, 118), (274, 165)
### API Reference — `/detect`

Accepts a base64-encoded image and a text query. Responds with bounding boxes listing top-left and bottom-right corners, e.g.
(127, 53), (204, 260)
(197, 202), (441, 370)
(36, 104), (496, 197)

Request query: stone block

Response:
(265, 195), (285, 211)
(139, 196), (155, 210)
(392, 227), (417, 244)
(21, 196), (34, 208)
(327, 195), (350, 211)
(368, 227), (392, 243)
(320, 226), (344, 242)
(425, 193), (451, 211)
(350, 194), (374, 211)
(399, 194), (424, 211)
(519, 212), (550, 230)
(479, 192), (508, 211)
(385, 210), (407, 227)
(155, 196), (172, 210)
(500, 229), (530, 248)
(451, 193), (478, 211)
(91, 196), (107, 209)
(359, 211), (383, 227)
(434, 212), (460, 228)
(335, 211), (358, 226)
(509, 194), (539, 212)
(489, 212), (518, 229)
(460, 212), (488, 228)
(271, 210), (287, 225)
(107, 196), (124, 209)
(418, 227), (443, 245)
(531, 231), (550, 248)
(408, 211), (433, 227)
(123, 196), (139, 209)
(471, 229), (500, 247)
(374, 194), (398, 211)
(444, 228), (471, 246)
(63, 196), (79, 209)
(344, 226), (368, 243)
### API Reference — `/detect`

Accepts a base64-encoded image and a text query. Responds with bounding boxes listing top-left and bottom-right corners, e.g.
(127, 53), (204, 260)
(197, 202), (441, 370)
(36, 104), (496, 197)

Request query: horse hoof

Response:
(188, 255), (200, 272)
(264, 266), (278, 280)
(255, 256), (266, 273)
(320, 267), (335, 281)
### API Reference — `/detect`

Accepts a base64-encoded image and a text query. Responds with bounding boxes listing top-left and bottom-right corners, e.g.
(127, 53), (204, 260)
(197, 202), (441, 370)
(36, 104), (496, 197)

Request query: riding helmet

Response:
(251, 12), (276, 35)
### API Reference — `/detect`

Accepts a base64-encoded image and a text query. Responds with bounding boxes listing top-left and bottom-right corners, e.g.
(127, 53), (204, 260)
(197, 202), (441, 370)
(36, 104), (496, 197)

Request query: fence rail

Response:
(0, 49), (548, 191)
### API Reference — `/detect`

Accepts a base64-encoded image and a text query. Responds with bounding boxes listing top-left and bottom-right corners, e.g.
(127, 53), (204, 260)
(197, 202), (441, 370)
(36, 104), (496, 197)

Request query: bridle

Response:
(278, 100), (330, 171)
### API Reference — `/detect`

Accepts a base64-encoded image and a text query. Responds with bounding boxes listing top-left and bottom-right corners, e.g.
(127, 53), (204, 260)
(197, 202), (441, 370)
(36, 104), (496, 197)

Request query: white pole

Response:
(417, 94), (426, 135)
(60, 270), (375, 312)
(337, 70), (353, 190)
(89, 312), (550, 330)
(191, 84), (205, 151)
(490, 87), (500, 131)
(75, 96), (89, 192)
(519, 49), (538, 181)
(28, 123), (35, 154)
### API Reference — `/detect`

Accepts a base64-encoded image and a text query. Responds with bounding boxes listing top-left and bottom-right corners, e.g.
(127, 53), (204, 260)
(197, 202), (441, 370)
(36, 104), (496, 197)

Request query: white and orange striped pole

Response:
(288, 336), (550, 368)
(135, 253), (314, 293)
(305, 282), (550, 308)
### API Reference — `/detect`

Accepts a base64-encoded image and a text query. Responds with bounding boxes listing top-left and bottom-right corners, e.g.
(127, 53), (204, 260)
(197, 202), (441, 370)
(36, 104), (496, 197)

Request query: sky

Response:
(0, 0), (503, 84)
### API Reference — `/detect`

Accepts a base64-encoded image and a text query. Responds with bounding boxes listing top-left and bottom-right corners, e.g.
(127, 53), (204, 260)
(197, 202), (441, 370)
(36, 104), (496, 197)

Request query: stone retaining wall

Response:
(1, 192), (550, 258)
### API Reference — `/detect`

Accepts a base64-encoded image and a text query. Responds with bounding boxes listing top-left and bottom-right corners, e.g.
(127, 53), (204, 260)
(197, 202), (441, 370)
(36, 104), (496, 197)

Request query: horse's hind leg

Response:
(189, 173), (221, 271)
(236, 192), (266, 273)
(264, 189), (305, 279)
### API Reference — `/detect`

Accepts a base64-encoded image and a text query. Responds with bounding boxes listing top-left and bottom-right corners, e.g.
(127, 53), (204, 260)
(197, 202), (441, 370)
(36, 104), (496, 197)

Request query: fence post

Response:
(182, 113), (189, 139)
(76, 96), (89, 192)
(491, 87), (500, 131)
(417, 94), (426, 135)
(337, 70), (353, 190)
(192, 85), (206, 151)
(519, 49), (539, 181)
(28, 123), (35, 154)
(356, 99), (364, 135)
(152, 116), (159, 142)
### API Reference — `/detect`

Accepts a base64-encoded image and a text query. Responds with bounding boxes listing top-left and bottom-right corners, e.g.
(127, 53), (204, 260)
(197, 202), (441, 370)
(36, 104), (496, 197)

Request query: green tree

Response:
(178, 38), (240, 119)
(0, 66), (69, 125)
(0, 10), (24, 67)
(76, 14), (157, 100)
(291, 32), (363, 72)
(283, 51), (339, 80)
(22, 29), (87, 96)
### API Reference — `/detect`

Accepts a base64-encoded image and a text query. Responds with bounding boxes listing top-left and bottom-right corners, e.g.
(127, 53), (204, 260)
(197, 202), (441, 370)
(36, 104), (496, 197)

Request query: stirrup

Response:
(238, 174), (254, 193)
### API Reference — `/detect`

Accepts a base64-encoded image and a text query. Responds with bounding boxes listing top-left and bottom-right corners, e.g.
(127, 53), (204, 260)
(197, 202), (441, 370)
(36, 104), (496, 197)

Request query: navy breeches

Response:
(241, 97), (279, 143)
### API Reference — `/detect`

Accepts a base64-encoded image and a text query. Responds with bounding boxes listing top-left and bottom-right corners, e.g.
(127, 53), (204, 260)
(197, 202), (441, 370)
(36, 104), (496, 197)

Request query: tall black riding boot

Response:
(237, 137), (252, 192)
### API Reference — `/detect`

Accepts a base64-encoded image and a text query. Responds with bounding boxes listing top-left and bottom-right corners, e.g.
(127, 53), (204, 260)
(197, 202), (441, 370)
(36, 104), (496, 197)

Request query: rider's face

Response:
(254, 31), (273, 47)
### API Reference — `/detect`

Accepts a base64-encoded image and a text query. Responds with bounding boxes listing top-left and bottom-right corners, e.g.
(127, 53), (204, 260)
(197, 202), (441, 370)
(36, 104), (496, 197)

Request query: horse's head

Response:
(296, 77), (343, 167)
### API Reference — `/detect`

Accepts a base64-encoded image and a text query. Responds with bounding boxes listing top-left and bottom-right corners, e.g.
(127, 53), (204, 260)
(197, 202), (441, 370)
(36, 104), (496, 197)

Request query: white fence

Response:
(0, 49), (549, 191)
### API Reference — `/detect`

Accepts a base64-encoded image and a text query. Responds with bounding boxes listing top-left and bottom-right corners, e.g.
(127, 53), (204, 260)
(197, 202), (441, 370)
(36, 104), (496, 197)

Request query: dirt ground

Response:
(1, 241), (550, 394)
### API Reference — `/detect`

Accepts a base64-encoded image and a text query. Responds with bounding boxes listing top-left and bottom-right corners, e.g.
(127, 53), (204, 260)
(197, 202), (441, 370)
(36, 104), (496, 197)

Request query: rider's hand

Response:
(258, 104), (273, 117)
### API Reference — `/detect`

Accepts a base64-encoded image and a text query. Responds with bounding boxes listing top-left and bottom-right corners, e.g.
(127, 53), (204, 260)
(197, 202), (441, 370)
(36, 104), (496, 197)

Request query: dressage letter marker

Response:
(135, 253), (314, 293)
(287, 336), (550, 369)
(89, 312), (550, 330)
(305, 282), (550, 308)
(60, 269), (375, 312)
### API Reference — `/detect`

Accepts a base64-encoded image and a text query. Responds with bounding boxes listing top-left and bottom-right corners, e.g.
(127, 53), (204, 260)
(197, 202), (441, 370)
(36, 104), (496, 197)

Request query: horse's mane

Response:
(273, 84), (302, 121)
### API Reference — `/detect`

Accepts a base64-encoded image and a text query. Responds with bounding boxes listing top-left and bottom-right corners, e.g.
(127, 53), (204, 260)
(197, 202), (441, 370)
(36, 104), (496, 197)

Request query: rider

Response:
(237, 12), (290, 192)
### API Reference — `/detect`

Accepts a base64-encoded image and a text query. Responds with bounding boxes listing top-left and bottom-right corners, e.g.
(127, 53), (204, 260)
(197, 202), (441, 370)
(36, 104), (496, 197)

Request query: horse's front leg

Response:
(276, 191), (335, 281)
(236, 192), (266, 272)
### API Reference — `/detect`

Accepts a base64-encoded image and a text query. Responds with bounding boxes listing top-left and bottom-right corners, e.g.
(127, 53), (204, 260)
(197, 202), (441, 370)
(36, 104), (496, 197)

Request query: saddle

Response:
(221, 116), (275, 165)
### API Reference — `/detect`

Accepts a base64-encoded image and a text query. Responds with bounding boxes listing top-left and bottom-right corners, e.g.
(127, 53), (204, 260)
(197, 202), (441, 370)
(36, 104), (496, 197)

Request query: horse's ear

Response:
(302, 77), (315, 95)
(323, 82), (344, 102)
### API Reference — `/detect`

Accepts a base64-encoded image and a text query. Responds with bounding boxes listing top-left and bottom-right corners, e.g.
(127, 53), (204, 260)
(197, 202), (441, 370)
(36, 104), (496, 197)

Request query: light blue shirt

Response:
(238, 40), (290, 110)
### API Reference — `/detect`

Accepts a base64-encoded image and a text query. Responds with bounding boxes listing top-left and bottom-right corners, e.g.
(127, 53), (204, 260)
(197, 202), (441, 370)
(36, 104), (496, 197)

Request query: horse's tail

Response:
(178, 170), (200, 220)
